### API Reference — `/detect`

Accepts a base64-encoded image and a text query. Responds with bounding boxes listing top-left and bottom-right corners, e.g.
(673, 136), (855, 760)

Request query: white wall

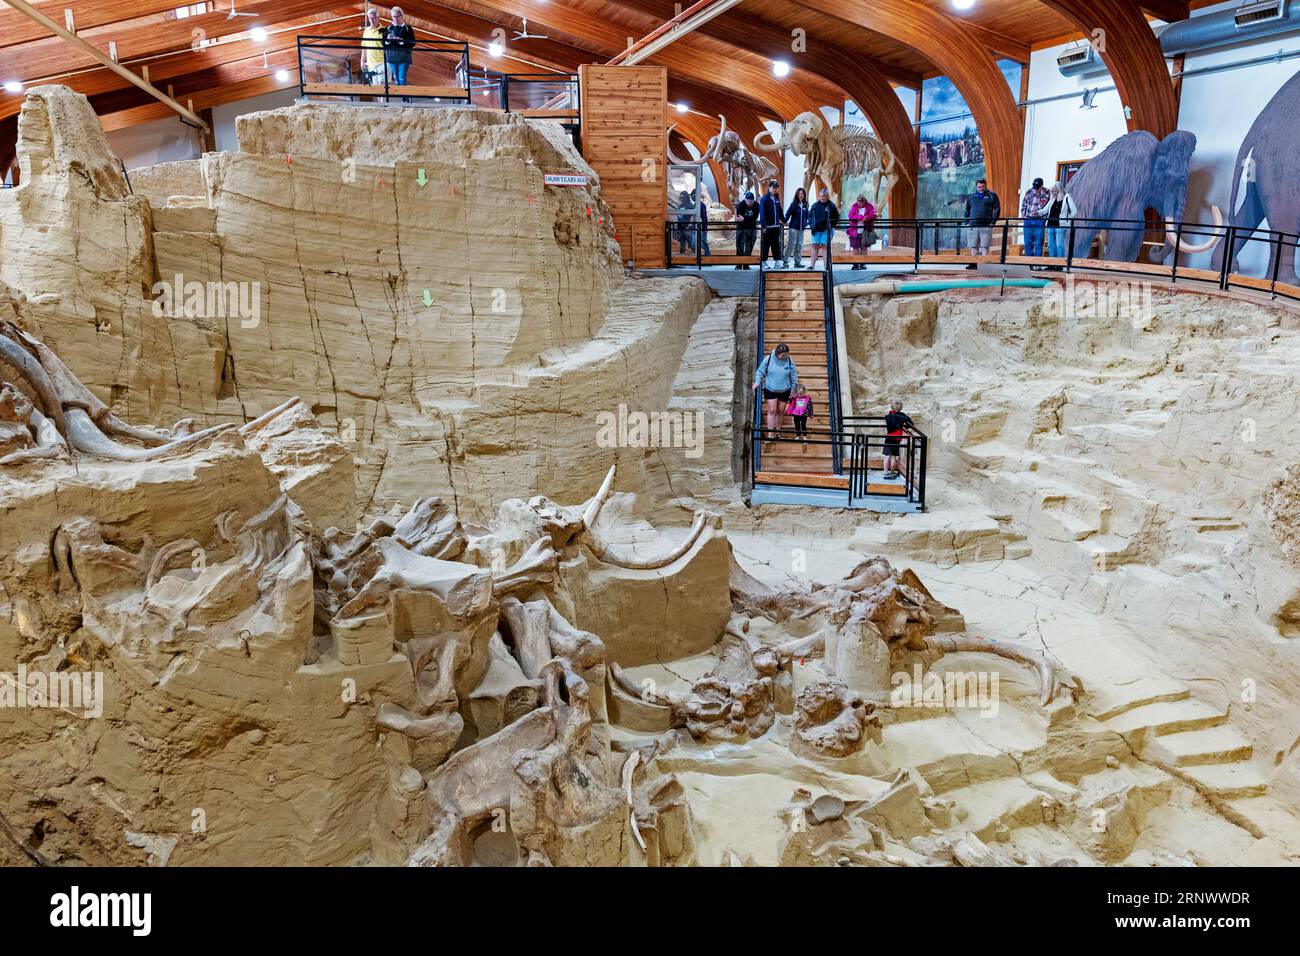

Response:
(105, 116), (202, 170)
(1021, 42), (1131, 209)
(212, 87), (300, 152)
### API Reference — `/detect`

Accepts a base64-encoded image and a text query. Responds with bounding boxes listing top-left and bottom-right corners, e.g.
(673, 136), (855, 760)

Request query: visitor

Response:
(696, 189), (713, 255)
(1045, 182), (1078, 267)
(384, 7), (416, 100)
(759, 180), (787, 268)
(807, 187), (840, 272)
(784, 187), (809, 268)
(753, 343), (799, 449)
(734, 191), (760, 270)
(882, 399), (915, 480)
(1021, 176), (1051, 261)
(361, 8), (387, 87)
(787, 384), (814, 449)
(964, 178), (1000, 269)
(848, 194), (877, 271)
(675, 190), (695, 254)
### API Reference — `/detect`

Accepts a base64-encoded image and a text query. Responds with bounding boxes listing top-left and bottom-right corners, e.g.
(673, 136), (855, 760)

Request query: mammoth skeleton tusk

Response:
(665, 125), (707, 167)
(920, 635), (1080, 707)
(610, 661), (674, 709)
(63, 407), (235, 461)
(582, 511), (708, 570)
(712, 114), (728, 161)
(751, 128), (782, 153)
(1166, 205), (1224, 255)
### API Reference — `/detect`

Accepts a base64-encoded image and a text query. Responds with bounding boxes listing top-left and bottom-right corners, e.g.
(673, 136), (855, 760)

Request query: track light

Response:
(772, 60), (790, 78)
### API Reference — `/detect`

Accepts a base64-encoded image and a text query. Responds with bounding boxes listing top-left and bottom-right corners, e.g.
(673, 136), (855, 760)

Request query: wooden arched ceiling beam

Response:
(792, 0), (1024, 209)
(445, 0), (825, 122)
(3, 1), (354, 80)
(1040, 0), (1179, 137)
(609, 0), (917, 216)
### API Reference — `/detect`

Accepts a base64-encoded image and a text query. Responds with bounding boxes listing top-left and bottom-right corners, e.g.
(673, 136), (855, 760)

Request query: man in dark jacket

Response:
(964, 178), (1001, 267)
(696, 191), (713, 255)
(758, 180), (787, 268)
(734, 191), (760, 270)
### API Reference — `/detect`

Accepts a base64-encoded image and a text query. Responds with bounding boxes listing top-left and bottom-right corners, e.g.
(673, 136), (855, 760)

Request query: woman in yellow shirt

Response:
(361, 7), (386, 85)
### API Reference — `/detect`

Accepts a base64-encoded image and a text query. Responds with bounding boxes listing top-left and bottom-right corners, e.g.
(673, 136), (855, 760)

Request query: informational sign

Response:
(1079, 137), (1097, 151)
(544, 173), (589, 187)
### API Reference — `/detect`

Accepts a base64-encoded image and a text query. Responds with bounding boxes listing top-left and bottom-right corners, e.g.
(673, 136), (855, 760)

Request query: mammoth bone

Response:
(0, 322), (233, 464)
(667, 113), (779, 208)
(754, 111), (910, 212)
(575, 465), (709, 570)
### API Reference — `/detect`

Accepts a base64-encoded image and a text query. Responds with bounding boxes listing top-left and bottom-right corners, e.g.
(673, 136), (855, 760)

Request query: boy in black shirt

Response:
(883, 400), (915, 480)
(734, 192), (760, 270)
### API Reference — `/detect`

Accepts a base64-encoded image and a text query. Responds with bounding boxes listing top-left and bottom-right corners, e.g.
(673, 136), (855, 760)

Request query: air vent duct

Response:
(1160, 0), (1300, 56)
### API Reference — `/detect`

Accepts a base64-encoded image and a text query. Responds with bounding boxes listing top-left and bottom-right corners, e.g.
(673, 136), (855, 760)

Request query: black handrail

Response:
(662, 214), (1300, 304)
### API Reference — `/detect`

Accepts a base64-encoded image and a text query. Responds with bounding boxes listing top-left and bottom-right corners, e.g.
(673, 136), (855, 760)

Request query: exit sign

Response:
(1079, 137), (1097, 151)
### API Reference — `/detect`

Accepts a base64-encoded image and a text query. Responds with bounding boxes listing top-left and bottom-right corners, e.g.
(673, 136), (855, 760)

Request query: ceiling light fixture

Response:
(275, 69), (291, 82)
(250, 26), (268, 42)
(772, 60), (791, 78)
(953, 0), (977, 10)
(676, 102), (689, 113)
(488, 40), (504, 56)
(3, 81), (22, 94)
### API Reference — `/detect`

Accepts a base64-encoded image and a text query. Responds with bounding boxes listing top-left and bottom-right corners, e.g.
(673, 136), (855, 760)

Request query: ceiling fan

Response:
(225, 0), (258, 18)
(512, 18), (548, 40)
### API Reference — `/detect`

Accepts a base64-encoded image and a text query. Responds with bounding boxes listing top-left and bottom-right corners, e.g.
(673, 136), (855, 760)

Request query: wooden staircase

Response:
(756, 270), (840, 484)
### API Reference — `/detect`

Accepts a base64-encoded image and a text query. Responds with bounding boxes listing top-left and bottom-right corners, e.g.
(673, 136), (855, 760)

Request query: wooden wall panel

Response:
(580, 64), (667, 269)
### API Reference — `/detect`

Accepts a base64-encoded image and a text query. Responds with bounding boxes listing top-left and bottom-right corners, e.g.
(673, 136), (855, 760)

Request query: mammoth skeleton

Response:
(754, 111), (910, 213)
(667, 114), (779, 208)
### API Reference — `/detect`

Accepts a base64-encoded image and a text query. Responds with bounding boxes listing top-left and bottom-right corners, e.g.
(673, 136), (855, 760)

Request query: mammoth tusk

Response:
(751, 128), (782, 153)
(712, 113), (728, 161)
(621, 751), (640, 806)
(1167, 205), (1224, 255)
(100, 414), (172, 446)
(0, 334), (67, 434)
(581, 464), (618, 530)
(920, 635), (1081, 707)
(63, 407), (235, 461)
(582, 512), (707, 570)
(665, 124), (707, 167)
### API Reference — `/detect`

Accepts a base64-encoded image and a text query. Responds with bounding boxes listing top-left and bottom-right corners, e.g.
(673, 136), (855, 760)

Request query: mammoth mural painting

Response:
(753, 111), (909, 213)
(1067, 130), (1221, 263)
(667, 114), (778, 208)
(1221, 70), (1300, 285)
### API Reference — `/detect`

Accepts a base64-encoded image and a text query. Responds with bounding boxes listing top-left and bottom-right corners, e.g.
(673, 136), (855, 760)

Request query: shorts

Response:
(968, 226), (993, 249)
(811, 231), (831, 245)
(763, 388), (791, 403)
(883, 438), (902, 456)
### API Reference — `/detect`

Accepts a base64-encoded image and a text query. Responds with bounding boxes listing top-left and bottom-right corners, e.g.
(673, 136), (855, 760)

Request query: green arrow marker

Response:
(416, 168), (428, 187)
(422, 289), (433, 307)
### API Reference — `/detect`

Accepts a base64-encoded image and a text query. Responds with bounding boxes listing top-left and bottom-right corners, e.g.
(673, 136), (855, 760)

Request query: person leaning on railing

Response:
(361, 7), (386, 86)
(384, 7), (416, 99)
(964, 178), (1001, 269)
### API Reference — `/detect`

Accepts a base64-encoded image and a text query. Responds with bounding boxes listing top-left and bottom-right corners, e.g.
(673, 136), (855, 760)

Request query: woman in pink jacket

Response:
(847, 194), (877, 270)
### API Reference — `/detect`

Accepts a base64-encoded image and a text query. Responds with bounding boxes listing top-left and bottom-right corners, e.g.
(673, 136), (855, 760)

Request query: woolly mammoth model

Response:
(1221, 70), (1300, 285)
(753, 111), (908, 212)
(1067, 130), (1221, 263)
(667, 114), (778, 207)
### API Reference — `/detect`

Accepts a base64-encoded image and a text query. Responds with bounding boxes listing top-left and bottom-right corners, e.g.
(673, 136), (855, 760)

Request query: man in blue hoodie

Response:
(753, 342), (799, 447)
(759, 179), (787, 268)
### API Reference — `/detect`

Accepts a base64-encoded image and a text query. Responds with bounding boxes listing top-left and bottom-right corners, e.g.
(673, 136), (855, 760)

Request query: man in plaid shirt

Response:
(1021, 177), (1051, 259)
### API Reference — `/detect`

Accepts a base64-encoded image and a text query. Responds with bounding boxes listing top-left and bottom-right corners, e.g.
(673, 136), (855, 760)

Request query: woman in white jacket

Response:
(1045, 183), (1079, 261)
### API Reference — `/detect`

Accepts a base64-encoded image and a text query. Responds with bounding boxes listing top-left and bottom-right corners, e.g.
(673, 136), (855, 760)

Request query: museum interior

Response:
(2, 0), (1300, 872)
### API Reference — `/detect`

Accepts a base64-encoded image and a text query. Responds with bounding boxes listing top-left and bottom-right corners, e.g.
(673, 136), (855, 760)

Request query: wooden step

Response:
(755, 471), (847, 490)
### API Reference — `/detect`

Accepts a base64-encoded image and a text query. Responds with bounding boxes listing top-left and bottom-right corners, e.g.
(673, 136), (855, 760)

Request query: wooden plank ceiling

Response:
(1, 0), (1196, 201)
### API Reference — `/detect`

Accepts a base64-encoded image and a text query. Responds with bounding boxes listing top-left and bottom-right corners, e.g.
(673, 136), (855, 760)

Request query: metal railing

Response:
(297, 36), (472, 103)
(750, 420), (928, 511)
(663, 215), (1300, 304)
